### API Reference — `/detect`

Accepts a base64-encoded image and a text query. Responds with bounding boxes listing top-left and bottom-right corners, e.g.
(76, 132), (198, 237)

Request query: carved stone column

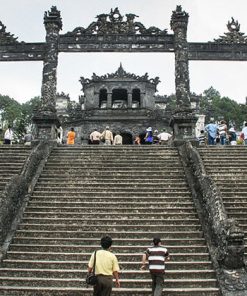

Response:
(140, 93), (144, 108)
(170, 6), (197, 145)
(170, 5), (190, 108)
(128, 93), (132, 108)
(32, 6), (62, 141)
(107, 93), (112, 108)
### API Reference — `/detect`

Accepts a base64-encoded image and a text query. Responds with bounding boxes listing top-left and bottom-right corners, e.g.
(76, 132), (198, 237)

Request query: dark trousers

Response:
(150, 273), (164, 296)
(92, 140), (100, 145)
(93, 275), (113, 296)
(4, 139), (11, 144)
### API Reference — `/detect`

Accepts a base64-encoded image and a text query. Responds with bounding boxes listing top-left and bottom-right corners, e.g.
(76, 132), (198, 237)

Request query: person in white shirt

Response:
(90, 128), (101, 145)
(4, 125), (13, 145)
(158, 128), (172, 145)
(113, 132), (123, 145)
(241, 122), (247, 145)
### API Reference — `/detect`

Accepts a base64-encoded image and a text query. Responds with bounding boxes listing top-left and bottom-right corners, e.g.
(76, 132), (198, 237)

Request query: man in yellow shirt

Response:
(88, 236), (120, 296)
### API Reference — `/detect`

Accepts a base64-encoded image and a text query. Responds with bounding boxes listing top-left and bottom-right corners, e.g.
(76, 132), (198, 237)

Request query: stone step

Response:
(0, 269), (216, 280)
(34, 182), (189, 187)
(15, 230), (204, 239)
(39, 174), (185, 179)
(31, 191), (191, 196)
(0, 160), (27, 164)
(226, 208), (247, 212)
(33, 186), (190, 192)
(23, 209), (196, 216)
(25, 202), (195, 210)
(0, 286), (221, 296)
(0, 277), (218, 288)
(6, 252), (210, 262)
(19, 211), (198, 219)
(38, 176), (187, 186)
(211, 174), (247, 178)
(223, 198), (247, 203)
(21, 217), (200, 225)
(48, 158), (180, 163)
(0, 168), (22, 172)
(17, 223), (200, 232)
(40, 172), (185, 178)
(12, 237), (206, 246)
(9, 244), (207, 253)
(29, 197), (194, 203)
(52, 146), (176, 151)
(1, 260), (213, 270)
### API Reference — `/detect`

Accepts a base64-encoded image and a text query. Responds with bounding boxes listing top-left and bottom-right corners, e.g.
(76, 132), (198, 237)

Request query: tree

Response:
(0, 94), (41, 141)
(201, 87), (247, 129)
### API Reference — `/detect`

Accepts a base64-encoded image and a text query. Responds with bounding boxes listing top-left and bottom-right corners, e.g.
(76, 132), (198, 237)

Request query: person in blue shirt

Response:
(144, 127), (153, 144)
(205, 120), (218, 145)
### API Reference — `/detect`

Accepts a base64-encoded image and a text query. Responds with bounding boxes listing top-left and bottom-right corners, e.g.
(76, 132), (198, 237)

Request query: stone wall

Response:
(178, 141), (247, 295)
(0, 141), (54, 259)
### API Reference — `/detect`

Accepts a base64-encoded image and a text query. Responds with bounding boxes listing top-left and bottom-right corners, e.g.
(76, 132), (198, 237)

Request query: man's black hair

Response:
(153, 237), (161, 246)
(101, 236), (113, 249)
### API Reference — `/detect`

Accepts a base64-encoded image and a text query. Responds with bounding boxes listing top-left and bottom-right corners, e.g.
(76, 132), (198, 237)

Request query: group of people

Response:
(143, 127), (172, 145)
(3, 125), (33, 146)
(67, 126), (172, 146)
(88, 236), (170, 296)
(200, 120), (247, 146)
(66, 126), (123, 146)
(89, 127), (122, 145)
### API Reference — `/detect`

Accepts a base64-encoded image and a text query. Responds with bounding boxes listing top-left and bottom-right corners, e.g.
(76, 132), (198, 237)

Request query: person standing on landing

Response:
(88, 236), (120, 296)
(205, 119), (218, 145)
(141, 237), (170, 296)
(101, 126), (113, 145)
(4, 125), (13, 145)
(67, 127), (76, 145)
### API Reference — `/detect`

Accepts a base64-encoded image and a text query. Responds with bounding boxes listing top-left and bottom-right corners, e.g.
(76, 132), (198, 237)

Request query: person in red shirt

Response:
(141, 237), (170, 296)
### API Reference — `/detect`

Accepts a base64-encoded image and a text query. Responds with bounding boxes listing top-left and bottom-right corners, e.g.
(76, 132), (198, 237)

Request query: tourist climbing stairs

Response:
(198, 146), (247, 259)
(0, 145), (31, 192)
(0, 146), (220, 295)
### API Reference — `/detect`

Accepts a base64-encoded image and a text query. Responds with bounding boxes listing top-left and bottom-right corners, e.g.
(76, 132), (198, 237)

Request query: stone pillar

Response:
(32, 6), (62, 141)
(170, 5), (190, 109)
(128, 93), (132, 108)
(107, 93), (112, 108)
(169, 5), (197, 145)
(140, 93), (144, 108)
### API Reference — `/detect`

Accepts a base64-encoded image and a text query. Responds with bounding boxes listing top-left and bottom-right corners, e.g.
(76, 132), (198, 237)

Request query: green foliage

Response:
(201, 87), (247, 129)
(0, 95), (22, 127)
(0, 94), (41, 141)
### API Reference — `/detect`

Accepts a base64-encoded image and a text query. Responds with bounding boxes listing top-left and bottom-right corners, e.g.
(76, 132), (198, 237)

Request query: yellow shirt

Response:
(88, 250), (119, 276)
(67, 131), (75, 145)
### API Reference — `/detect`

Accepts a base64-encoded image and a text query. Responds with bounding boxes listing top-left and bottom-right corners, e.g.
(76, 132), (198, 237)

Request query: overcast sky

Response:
(1, 0), (247, 104)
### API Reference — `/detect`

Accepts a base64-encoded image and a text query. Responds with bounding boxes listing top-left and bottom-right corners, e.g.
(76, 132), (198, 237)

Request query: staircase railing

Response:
(0, 140), (54, 260)
(178, 141), (245, 270)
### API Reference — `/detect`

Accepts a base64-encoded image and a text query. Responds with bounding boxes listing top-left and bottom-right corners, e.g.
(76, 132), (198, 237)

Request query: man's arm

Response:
(113, 271), (120, 287)
(141, 253), (147, 270)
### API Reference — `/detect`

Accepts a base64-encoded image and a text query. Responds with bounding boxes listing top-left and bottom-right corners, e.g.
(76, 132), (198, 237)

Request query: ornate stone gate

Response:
(1, 5), (247, 142)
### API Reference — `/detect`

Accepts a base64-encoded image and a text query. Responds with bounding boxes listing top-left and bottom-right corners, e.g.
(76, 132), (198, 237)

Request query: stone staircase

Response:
(0, 146), (220, 295)
(198, 146), (247, 257)
(0, 145), (31, 191)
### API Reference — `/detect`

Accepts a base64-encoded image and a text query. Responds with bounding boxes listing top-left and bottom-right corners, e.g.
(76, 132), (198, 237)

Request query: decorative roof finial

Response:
(0, 21), (19, 44)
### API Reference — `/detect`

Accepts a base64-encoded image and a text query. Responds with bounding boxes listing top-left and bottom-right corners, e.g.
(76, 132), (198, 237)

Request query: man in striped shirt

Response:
(141, 237), (170, 296)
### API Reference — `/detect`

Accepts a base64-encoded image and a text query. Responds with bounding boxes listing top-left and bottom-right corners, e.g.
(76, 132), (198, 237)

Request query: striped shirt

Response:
(145, 246), (169, 273)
